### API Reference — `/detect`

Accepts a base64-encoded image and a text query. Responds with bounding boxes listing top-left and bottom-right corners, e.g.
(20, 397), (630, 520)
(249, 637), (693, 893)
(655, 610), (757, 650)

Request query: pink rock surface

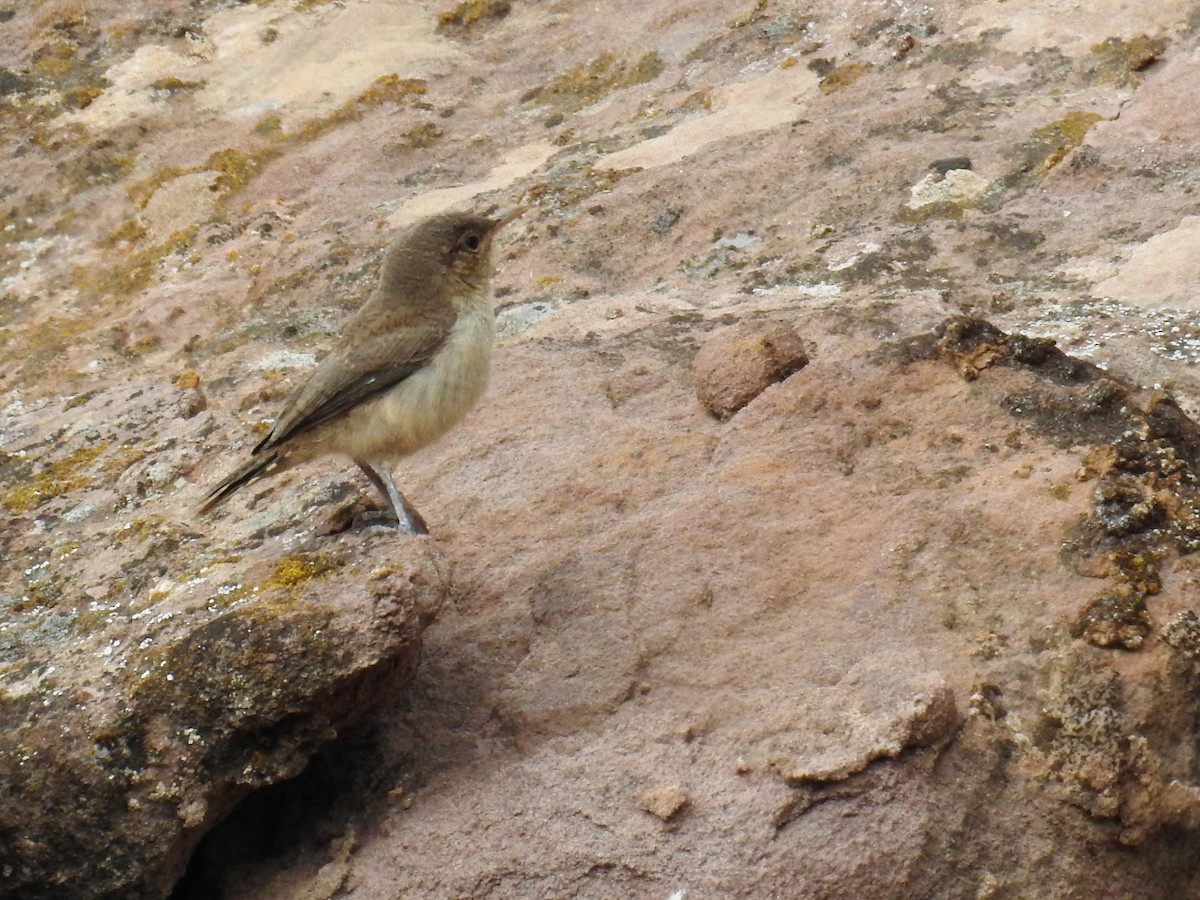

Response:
(3, 0), (1200, 897)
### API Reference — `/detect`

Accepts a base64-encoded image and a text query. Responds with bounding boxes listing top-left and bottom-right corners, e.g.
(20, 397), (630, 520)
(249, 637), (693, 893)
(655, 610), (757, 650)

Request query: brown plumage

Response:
(199, 208), (522, 534)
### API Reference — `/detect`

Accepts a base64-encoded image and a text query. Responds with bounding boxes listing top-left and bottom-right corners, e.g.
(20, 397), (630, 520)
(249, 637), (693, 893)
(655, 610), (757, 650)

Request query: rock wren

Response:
(199, 208), (523, 534)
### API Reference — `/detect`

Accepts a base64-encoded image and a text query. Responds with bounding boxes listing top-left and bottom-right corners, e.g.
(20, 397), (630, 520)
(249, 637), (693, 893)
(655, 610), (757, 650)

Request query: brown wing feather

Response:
(254, 306), (454, 454)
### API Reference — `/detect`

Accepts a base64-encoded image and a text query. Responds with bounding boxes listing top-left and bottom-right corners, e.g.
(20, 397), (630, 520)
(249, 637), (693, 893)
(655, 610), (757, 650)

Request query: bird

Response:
(198, 207), (524, 534)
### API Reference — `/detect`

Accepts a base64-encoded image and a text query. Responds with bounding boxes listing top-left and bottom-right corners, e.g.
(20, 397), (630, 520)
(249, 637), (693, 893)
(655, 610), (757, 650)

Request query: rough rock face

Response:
(4, 0), (1200, 897)
(1, 526), (445, 899)
(691, 319), (809, 419)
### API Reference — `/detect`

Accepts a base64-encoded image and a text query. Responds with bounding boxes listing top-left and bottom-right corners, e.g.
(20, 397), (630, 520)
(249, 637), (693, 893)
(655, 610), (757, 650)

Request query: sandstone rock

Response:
(0, 531), (446, 898)
(691, 319), (809, 419)
(5, 0), (1200, 896)
(637, 783), (690, 822)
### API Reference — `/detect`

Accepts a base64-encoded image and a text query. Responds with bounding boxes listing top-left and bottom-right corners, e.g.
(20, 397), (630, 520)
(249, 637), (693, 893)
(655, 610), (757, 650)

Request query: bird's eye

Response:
(458, 231), (482, 252)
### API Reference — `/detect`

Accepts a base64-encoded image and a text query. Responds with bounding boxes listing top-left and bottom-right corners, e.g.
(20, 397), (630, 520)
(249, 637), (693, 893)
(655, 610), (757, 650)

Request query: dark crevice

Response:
(169, 729), (389, 899)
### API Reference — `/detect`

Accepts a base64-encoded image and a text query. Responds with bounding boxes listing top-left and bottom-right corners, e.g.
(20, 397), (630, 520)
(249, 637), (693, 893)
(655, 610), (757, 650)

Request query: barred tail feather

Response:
(198, 449), (281, 514)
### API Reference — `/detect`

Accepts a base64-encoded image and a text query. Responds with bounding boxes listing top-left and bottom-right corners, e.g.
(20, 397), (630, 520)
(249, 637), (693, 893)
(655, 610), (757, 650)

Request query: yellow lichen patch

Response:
(254, 113), (283, 136)
(31, 39), (78, 78)
(1023, 111), (1105, 175)
(1, 441), (109, 513)
(359, 73), (428, 106)
(525, 51), (665, 113)
(149, 76), (205, 93)
(63, 83), (103, 109)
(398, 122), (445, 149)
(436, 0), (512, 31)
(127, 165), (188, 210)
(264, 552), (344, 594)
(34, 3), (90, 33)
(819, 62), (872, 94)
(290, 74), (428, 144)
(205, 148), (260, 196)
(100, 443), (152, 482)
(128, 149), (257, 215)
(77, 226), (198, 304)
(113, 515), (165, 545)
(369, 563), (402, 581)
(1088, 35), (1166, 84)
(174, 369), (201, 389)
(6, 313), (94, 391)
(1048, 480), (1073, 500)
(680, 88), (713, 112)
(728, 0), (770, 29)
(522, 166), (640, 212)
(62, 390), (98, 411)
(113, 74), (425, 254)
(104, 217), (147, 247)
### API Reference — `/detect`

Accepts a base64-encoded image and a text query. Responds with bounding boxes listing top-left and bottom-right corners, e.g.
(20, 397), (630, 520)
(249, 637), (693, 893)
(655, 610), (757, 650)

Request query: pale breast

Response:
(324, 299), (496, 462)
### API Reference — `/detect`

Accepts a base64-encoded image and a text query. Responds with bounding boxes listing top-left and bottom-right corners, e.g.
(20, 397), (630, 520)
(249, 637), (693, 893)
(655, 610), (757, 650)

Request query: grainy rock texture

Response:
(1, 526), (445, 899)
(691, 319), (809, 419)
(4, 0), (1200, 898)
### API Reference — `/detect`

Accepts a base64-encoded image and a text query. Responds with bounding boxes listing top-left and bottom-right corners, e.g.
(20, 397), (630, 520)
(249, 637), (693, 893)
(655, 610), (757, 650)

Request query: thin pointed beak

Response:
(493, 207), (528, 230)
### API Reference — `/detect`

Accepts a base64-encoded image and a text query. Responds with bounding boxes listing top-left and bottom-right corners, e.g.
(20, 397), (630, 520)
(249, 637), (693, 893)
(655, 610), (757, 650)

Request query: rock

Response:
(691, 320), (809, 419)
(0, 532), (446, 899)
(6, 0), (1200, 896)
(1095, 215), (1200, 310)
(906, 168), (992, 213)
(763, 661), (961, 785)
(638, 783), (690, 822)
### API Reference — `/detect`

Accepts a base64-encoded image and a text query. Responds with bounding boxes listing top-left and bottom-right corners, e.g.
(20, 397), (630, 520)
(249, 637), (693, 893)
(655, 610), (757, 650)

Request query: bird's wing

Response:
(254, 307), (454, 454)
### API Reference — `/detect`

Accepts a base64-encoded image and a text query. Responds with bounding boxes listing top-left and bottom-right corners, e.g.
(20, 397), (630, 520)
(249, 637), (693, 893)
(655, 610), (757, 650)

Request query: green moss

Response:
(1, 441), (108, 513)
(524, 51), (665, 113)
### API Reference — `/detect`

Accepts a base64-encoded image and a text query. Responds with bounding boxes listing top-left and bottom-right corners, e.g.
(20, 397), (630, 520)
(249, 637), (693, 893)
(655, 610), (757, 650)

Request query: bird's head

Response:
(398, 208), (525, 294)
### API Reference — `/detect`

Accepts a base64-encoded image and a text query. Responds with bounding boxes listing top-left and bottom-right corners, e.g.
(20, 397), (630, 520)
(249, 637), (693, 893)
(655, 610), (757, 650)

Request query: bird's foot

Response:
(353, 507), (428, 535)
(318, 502), (428, 536)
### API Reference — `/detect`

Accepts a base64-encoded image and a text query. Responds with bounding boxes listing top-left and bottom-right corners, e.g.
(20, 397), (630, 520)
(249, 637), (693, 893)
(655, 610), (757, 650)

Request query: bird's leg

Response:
(354, 460), (429, 535)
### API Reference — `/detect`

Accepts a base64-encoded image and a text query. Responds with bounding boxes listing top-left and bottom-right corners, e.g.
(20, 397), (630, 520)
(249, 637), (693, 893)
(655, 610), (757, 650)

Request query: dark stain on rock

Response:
(903, 317), (1200, 650)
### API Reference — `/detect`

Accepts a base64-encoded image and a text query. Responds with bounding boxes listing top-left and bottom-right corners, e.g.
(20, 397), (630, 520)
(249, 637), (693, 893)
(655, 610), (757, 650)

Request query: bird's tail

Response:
(198, 449), (282, 514)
